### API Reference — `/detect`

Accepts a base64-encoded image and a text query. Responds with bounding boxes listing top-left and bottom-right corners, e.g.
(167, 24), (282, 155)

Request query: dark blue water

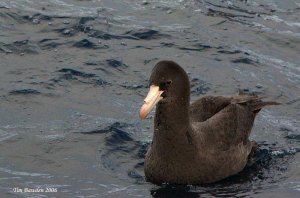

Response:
(0, 0), (299, 197)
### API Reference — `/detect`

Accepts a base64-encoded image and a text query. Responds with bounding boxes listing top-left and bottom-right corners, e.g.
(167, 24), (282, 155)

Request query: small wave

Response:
(106, 59), (128, 68)
(9, 89), (41, 95)
(73, 39), (109, 49)
(0, 40), (40, 54)
(190, 78), (210, 96)
(58, 68), (96, 78)
(51, 68), (109, 87)
(231, 57), (259, 65)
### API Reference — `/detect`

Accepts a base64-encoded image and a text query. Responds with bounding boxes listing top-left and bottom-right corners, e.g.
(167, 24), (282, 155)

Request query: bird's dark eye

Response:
(166, 80), (172, 85)
(159, 80), (172, 91)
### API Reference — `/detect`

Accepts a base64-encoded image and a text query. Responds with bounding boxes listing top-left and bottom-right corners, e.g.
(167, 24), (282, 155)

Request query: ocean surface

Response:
(0, 0), (299, 197)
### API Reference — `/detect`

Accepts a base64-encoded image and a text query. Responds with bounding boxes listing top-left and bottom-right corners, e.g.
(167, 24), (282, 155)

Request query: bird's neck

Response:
(152, 98), (194, 154)
(155, 99), (190, 129)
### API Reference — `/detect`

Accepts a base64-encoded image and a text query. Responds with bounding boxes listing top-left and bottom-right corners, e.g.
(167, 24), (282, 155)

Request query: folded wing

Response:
(190, 94), (279, 151)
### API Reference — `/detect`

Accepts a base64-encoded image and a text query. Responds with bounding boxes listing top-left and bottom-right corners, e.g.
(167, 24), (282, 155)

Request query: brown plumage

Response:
(139, 60), (280, 185)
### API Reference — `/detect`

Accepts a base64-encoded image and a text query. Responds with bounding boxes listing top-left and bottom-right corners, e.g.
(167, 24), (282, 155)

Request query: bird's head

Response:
(139, 60), (190, 120)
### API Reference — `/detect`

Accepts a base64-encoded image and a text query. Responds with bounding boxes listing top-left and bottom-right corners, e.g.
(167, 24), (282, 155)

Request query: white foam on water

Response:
(0, 128), (17, 142)
(36, 133), (65, 140)
(159, 24), (191, 31)
(0, 176), (22, 180)
(0, 0), (107, 17)
(233, 47), (300, 85)
(0, 167), (49, 177)
(0, 0), (186, 18)
(280, 181), (300, 192)
(107, 184), (134, 194)
(278, 30), (300, 38)
(262, 15), (300, 28)
(249, 21), (300, 38)
(260, 110), (300, 133)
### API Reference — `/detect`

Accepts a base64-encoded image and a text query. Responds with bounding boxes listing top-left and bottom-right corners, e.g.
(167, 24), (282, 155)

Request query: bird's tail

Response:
(231, 94), (280, 114)
(250, 100), (280, 114)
